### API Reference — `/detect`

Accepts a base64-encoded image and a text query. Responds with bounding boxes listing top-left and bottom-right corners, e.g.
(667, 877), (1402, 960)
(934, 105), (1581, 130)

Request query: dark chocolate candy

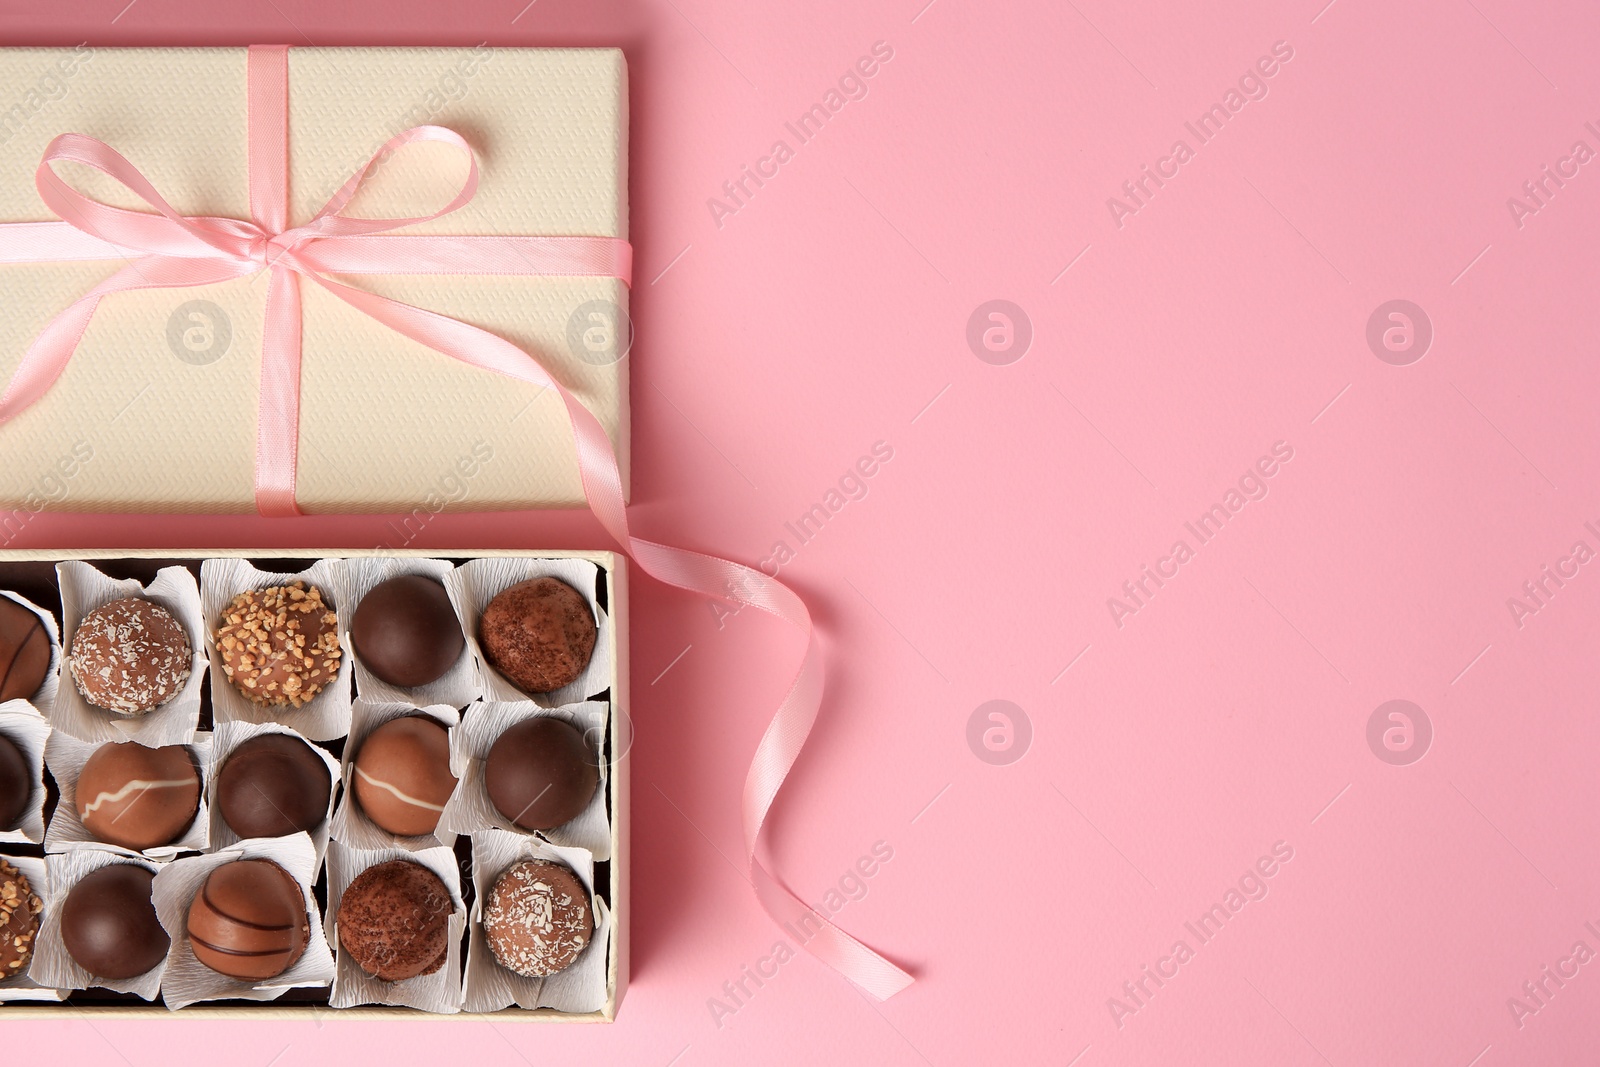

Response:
(485, 717), (598, 831)
(350, 575), (464, 689)
(60, 864), (168, 981)
(215, 733), (331, 839)
(0, 734), (29, 830)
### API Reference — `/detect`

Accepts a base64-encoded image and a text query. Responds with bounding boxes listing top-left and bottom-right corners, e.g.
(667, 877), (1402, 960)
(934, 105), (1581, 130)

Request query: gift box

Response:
(0, 46), (629, 514)
(0, 547), (630, 1021)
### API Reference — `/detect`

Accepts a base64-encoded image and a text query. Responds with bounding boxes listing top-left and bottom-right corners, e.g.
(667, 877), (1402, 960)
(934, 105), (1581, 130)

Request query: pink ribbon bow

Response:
(0, 45), (912, 999)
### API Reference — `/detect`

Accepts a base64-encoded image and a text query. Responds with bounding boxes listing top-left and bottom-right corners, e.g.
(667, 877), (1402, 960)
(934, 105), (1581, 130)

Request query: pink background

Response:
(3, 0), (1599, 1063)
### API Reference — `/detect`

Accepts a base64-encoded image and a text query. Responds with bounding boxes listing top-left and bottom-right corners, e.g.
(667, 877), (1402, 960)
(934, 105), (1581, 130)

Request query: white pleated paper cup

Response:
(150, 833), (335, 1011)
(330, 701), (460, 853)
(200, 558), (353, 742)
(0, 700), (51, 845)
(329, 557), (480, 709)
(43, 730), (211, 860)
(324, 841), (465, 1013)
(462, 830), (608, 1014)
(52, 562), (205, 746)
(441, 558), (612, 708)
(439, 701), (610, 860)
(29, 849), (165, 1000)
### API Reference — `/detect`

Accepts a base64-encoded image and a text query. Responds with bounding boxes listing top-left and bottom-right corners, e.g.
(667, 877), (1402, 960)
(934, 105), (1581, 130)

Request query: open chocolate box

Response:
(0, 548), (630, 1020)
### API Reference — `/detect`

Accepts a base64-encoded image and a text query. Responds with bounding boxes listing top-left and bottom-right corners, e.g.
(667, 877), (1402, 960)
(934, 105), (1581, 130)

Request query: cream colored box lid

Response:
(0, 46), (629, 514)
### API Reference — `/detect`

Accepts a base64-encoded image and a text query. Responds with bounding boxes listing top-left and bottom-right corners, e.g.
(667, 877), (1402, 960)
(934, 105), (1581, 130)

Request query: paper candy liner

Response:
(151, 832), (335, 1011)
(463, 831), (609, 1014)
(0, 701), (51, 845)
(330, 701), (460, 853)
(324, 840), (465, 1013)
(440, 701), (611, 861)
(441, 558), (612, 708)
(44, 730), (212, 859)
(0, 854), (60, 1002)
(329, 558), (481, 709)
(207, 721), (341, 873)
(0, 590), (61, 724)
(200, 558), (354, 742)
(52, 562), (206, 746)
(29, 849), (165, 999)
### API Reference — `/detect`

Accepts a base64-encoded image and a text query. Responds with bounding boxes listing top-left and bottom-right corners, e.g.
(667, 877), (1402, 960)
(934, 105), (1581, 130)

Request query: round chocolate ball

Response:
(0, 859), (41, 978)
(0, 735), (30, 830)
(68, 597), (191, 715)
(214, 582), (342, 709)
(485, 717), (598, 831)
(351, 575), (464, 689)
(60, 864), (168, 981)
(484, 860), (593, 978)
(0, 598), (50, 702)
(186, 858), (309, 980)
(351, 716), (456, 838)
(216, 733), (332, 839)
(336, 859), (454, 982)
(76, 742), (200, 851)
(478, 577), (597, 694)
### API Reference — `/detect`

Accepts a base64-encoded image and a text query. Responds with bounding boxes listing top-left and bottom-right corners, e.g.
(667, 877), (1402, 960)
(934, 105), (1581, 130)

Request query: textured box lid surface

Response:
(0, 47), (629, 513)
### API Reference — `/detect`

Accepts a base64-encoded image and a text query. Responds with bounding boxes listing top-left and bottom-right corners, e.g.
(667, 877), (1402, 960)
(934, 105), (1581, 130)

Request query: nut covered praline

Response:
(0, 859), (41, 977)
(215, 582), (342, 708)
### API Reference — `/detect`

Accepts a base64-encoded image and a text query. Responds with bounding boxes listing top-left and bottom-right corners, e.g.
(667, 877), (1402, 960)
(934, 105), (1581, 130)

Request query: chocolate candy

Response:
(215, 733), (331, 839)
(0, 598), (50, 702)
(186, 858), (309, 980)
(352, 716), (456, 838)
(351, 575), (464, 689)
(336, 859), (453, 981)
(77, 742), (200, 851)
(483, 860), (593, 978)
(60, 864), (168, 981)
(68, 597), (191, 715)
(485, 717), (597, 831)
(0, 735), (30, 830)
(478, 577), (596, 694)
(215, 582), (342, 708)
(0, 859), (41, 977)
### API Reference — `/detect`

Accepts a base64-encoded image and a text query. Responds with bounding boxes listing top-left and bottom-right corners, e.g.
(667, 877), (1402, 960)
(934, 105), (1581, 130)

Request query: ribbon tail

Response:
(255, 265), (304, 517)
(298, 272), (914, 997)
(0, 256), (249, 424)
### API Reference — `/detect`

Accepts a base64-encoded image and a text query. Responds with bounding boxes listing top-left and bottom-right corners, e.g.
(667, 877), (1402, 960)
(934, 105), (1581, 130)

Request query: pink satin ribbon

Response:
(0, 44), (912, 999)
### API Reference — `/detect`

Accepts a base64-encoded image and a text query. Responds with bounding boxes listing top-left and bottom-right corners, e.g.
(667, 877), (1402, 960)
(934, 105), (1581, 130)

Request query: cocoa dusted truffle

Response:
(186, 858), (309, 980)
(0, 598), (50, 702)
(478, 577), (596, 694)
(336, 859), (454, 981)
(0, 735), (30, 830)
(351, 717), (456, 838)
(68, 597), (191, 715)
(0, 859), (41, 977)
(215, 733), (332, 839)
(76, 742), (200, 851)
(351, 575), (464, 689)
(485, 717), (598, 831)
(215, 582), (342, 709)
(60, 864), (168, 981)
(483, 860), (593, 978)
